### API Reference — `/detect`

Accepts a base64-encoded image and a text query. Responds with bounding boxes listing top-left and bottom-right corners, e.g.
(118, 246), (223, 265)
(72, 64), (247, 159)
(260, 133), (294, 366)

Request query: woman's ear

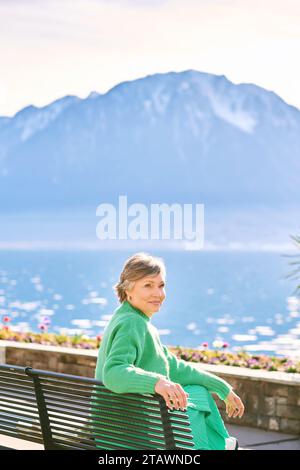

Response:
(125, 290), (131, 301)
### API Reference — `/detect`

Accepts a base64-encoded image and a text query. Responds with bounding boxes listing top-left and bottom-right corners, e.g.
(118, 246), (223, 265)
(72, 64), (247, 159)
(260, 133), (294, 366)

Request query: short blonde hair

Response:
(113, 252), (166, 303)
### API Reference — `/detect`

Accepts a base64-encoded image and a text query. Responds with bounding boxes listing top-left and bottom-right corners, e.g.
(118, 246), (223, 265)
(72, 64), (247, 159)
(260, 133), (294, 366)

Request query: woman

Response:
(93, 252), (245, 450)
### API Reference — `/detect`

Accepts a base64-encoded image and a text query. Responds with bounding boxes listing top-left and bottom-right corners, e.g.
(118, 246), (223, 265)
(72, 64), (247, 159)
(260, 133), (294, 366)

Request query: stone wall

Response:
(1, 340), (299, 435)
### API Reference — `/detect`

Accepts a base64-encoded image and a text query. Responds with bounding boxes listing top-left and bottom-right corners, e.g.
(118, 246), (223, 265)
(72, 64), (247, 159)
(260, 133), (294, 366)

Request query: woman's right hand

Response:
(154, 378), (189, 411)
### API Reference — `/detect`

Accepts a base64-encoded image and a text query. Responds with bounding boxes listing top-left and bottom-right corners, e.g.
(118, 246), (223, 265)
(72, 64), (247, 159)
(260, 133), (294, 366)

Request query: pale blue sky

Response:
(0, 0), (299, 116)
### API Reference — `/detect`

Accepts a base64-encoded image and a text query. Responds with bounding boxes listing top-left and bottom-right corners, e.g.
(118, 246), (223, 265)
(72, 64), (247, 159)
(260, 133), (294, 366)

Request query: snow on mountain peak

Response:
(206, 88), (257, 133)
(15, 95), (79, 142)
(180, 72), (256, 133)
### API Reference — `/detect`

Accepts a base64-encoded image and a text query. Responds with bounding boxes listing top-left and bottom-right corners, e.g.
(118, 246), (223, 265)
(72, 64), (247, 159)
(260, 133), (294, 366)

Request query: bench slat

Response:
(0, 364), (196, 450)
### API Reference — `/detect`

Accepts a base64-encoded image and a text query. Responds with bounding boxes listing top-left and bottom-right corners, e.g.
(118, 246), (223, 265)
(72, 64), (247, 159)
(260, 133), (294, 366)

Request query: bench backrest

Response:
(0, 364), (43, 445)
(1, 364), (195, 450)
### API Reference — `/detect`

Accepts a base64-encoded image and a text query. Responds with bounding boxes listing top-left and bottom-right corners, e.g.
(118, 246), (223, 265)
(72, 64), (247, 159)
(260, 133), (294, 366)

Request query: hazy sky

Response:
(0, 0), (299, 116)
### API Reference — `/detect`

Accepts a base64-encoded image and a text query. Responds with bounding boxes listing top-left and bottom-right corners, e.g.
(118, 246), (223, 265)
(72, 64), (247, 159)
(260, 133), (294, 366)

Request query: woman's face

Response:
(126, 273), (166, 316)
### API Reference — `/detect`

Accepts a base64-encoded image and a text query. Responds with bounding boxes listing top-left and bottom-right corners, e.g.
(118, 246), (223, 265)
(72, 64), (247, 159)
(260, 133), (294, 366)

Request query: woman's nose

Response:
(154, 287), (164, 298)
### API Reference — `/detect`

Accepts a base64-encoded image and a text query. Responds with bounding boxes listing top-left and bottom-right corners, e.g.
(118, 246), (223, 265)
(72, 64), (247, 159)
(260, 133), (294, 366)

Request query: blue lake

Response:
(0, 249), (299, 358)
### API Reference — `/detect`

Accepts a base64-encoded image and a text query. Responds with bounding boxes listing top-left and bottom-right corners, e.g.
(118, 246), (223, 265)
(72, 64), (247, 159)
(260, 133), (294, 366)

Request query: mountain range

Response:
(1, 70), (300, 211)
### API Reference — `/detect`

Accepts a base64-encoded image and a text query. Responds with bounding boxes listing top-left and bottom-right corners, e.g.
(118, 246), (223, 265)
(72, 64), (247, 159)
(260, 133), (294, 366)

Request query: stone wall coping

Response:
(1, 340), (300, 386)
(0, 340), (98, 357)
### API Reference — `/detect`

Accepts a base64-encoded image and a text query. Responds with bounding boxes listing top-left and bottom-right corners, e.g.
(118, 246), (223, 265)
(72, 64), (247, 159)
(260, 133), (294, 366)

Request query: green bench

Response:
(0, 364), (195, 450)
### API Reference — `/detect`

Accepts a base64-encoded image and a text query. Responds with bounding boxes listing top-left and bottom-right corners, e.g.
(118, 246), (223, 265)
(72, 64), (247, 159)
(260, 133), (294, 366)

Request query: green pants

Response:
(183, 384), (230, 450)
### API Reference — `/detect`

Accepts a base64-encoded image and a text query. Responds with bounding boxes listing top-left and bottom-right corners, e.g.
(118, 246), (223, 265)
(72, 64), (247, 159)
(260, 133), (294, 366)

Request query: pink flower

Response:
(3, 316), (11, 323)
(39, 324), (47, 332)
(222, 342), (229, 348)
(202, 342), (208, 348)
(3, 325), (10, 331)
(248, 358), (258, 365)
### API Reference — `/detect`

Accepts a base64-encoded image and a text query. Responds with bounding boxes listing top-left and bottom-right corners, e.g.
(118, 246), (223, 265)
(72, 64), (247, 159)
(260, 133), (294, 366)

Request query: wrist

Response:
(224, 388), (233, 401)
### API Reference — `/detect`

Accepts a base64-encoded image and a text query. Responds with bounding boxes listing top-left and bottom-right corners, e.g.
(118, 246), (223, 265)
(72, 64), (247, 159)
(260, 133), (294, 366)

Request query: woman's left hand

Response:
(224, 390), (245, 419)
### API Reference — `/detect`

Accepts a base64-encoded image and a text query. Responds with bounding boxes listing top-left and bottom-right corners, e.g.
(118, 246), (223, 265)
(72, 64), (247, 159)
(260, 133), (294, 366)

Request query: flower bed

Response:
(1, 325), (300, 373)
(174, 347), (300, 373)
